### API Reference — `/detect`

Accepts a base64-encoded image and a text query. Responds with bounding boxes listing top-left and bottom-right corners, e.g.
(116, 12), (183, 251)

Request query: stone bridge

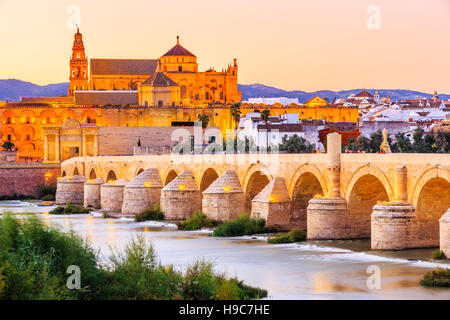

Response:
(58, 133), (450, 253)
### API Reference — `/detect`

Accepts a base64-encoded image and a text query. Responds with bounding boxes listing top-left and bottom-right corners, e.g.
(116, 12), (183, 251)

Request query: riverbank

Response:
(1, 200), (449, 299)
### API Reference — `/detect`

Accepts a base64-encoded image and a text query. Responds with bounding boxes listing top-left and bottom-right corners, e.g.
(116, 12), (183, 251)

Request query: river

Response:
(1, 200), (449, 300)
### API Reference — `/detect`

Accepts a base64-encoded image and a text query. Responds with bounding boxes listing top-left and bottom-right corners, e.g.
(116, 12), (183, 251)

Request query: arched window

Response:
(46, 117), (50, 124)
(6, 117), (11, 124)
(178, 66), (182, 72)
(26, 117), (30, 124)
(26, 134), (30, 141)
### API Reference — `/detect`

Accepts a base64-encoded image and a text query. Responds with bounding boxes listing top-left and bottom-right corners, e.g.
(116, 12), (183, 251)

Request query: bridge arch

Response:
(73, 167), (80, 175)
(106, 170), (117, 182)
(288, 164), (328, 198)
(411, 167), (450, 206)
(344, 165), (394, 202)
(243, 163), (273, 212)
(163, 168), (178, 186)
(89, 168), (97, 180)
(289, 165), (326, 229)
(346, 171), (390, 238)
(411, 167), (450, 246)
(135, 168), (144, 177)
(200, 168), (219, 194)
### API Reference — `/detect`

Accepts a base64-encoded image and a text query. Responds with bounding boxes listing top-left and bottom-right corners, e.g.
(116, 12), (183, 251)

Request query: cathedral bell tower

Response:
(68, 26), (88, 96)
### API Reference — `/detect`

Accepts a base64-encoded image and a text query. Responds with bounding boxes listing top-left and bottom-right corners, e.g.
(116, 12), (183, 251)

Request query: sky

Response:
(0, 0), (449, 93)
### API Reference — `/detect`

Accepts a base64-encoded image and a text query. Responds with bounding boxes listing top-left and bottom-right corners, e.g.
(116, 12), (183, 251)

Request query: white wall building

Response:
(246, 97), (299, 106)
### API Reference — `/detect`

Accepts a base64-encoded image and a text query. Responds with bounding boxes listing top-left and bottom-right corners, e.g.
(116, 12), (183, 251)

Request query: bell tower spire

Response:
(68, 27), (88, 96)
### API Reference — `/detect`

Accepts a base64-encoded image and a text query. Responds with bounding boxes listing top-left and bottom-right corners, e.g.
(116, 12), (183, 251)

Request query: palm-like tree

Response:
(197, 114), (209, 128)
(230, 104), (241, 148)
(260, 109), (271, 150)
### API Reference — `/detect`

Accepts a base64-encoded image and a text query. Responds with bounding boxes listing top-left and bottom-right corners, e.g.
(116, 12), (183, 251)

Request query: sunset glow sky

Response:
(1, 0), (449, 93)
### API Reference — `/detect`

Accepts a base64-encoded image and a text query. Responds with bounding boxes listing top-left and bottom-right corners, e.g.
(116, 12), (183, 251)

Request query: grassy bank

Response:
(177, 211), (219, 231)
(420, 268), (450, 287)
(0, 213), (267, 300)
(267, 230), (306, 244)
(135, 204), (164, 222)
(212, 214), (269, 237)
(49, 202), (92, 215)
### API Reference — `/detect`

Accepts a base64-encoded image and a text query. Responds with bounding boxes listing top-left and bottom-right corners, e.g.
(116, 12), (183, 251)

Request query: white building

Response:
(246, 97), (299, 106)
(238, 112), (305, 149)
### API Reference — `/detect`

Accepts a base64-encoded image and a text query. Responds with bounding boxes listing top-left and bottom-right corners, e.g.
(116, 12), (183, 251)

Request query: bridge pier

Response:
(251, 177), (291, 230)
(55, 175), (86, 205)
(160, 170), (201, 220)
(84, 177), (104, 208)
(440, 209), (450, 258)
(202, 170), (245, 221)
(122, 168), (162, 215)
(371, 166), (418, 250)
(100, 179), (128, 213)
(307, 133), (349, 239)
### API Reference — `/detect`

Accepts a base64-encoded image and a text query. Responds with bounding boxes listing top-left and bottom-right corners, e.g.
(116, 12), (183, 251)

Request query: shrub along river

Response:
(1, 200), (449, 300)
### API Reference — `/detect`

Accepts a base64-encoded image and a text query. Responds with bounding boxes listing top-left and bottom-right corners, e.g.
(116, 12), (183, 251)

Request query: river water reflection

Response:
(1, 200), (449, 300)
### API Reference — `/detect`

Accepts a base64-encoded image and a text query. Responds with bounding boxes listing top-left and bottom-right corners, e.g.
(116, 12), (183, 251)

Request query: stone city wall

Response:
(0, 163), (60, 198)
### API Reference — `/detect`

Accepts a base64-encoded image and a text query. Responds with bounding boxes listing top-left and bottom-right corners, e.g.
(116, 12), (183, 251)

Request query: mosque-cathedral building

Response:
(0, 28), (358, 162)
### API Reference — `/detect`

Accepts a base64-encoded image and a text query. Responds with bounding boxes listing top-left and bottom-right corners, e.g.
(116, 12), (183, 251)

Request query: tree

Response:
(279, 134), (314, 153)
(412, 126), (426, 153)
(393, 132), (412, 153)
(197, 114), (209, 129)
(369, 130), (383, 153)
(260, 109), (271, 150)
(343, 138), (358, 152)
(1, 141), (14, 151)
(230, 103), (241, 131)
(357, 135), (370, 152)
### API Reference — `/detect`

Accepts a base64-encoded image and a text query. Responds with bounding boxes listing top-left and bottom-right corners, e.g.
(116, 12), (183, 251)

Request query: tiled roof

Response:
(256, 123), (304, 132)
(74, 91), (138, 105)
(142, 72), (178, 87)
(126, 168), (163, 188)
(162, 170), (198, 191)
(90, 59), (158, 75)
(355, 89), (374, 98)
(162, 44), (196, 57)
(203, 170), (243, 194)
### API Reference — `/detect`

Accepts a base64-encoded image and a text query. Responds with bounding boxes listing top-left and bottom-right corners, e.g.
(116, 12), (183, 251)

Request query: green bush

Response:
(177, 211), (218, 231)
(0, 213), (103, 299)
(289, 229), (307, 242)
(267, 234), (291, 244)
(213, 214), (268, 237)
(135, 204), (164, 222)
(41, 194), (55, 201)
(431, 250), (447, 259)
(267, 229), (306, 244)
(0, 213), (267, 300)
(39, 186), (56, 200)
(420, 268), (450, 287)
(49, 202), (92, 215)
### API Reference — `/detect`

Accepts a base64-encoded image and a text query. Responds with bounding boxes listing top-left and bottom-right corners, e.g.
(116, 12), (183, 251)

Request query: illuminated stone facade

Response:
(0, 29), (358, 162)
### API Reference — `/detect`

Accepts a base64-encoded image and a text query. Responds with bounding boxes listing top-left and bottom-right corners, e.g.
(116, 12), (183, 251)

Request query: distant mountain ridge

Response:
(1, 79), (449, 103)
(0, 79), (69, 102)
(238, 84), (450, 103)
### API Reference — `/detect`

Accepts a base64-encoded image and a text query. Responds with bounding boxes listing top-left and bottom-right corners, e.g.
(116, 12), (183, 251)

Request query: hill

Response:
(1, 79), (449, 103)
(0, 79), (69, 102)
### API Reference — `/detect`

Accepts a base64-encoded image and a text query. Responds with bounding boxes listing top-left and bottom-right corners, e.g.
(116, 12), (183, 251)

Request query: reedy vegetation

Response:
(0, 213), (267, 300)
